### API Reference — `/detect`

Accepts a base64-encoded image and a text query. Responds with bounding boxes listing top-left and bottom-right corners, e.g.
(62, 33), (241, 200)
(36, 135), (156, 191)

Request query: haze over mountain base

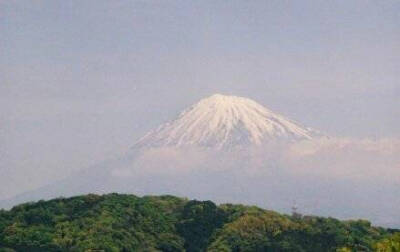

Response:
(2, 137), (399, 228)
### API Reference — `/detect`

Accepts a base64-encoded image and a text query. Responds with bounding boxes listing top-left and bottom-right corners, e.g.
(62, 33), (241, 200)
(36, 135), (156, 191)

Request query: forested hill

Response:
(0, 194), (399, 252)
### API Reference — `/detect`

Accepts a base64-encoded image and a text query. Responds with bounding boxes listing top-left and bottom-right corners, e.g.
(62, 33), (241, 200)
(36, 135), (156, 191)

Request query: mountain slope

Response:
(1, 193), (397, 252)
(134, 94), (319, 149)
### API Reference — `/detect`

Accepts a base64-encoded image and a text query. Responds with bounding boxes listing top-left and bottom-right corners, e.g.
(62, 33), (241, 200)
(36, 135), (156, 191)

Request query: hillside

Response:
(0, 194), (399, 251)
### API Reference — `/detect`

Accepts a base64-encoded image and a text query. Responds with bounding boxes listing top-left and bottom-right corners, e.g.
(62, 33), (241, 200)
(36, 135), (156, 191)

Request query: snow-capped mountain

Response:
(134, 94), (319, 149)
(1, 93), (399, 229)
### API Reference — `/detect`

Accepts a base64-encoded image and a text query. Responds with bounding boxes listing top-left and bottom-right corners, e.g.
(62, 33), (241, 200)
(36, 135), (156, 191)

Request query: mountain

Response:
(1, 193), (398, 251)
(1, 94), (399, 229)
(0, 94), (322, 210)
(134, 94), (319, 150)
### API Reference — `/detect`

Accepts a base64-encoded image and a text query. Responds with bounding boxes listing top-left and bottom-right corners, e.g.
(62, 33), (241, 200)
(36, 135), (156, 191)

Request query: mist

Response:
(99, 137), (400, 227)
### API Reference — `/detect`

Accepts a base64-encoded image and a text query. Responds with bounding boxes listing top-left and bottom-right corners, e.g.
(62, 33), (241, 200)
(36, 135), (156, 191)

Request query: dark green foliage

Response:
(177, 200), (226, 251)
(0, 194), (186, 251)
(0, 193), (397, 252)
(208, 212), (394, 252)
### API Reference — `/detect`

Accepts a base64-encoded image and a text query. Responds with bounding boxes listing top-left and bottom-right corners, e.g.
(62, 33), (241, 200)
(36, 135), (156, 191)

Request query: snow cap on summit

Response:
(134, 94), (318, 149)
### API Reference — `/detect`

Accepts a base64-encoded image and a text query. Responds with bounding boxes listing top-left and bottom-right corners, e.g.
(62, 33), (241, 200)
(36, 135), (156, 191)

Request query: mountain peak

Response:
(134, 94), (317, 149)
(206, 93), (241, 100)
(202, 93), (258, 104)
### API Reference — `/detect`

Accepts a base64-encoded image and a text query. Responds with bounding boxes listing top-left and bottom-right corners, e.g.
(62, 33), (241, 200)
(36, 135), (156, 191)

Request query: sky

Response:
(0, 0), (399, 200)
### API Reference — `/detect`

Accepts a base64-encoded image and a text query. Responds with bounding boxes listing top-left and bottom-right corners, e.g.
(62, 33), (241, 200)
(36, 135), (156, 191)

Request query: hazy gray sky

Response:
(1, 0), (399, 199)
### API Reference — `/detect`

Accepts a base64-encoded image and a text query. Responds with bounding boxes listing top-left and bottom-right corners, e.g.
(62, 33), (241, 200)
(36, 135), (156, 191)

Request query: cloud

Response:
(284, 137), (400, 182)
(112, 137), (400, 183)
(111, 147), (208, 177)
(107, 137), (400, 227)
